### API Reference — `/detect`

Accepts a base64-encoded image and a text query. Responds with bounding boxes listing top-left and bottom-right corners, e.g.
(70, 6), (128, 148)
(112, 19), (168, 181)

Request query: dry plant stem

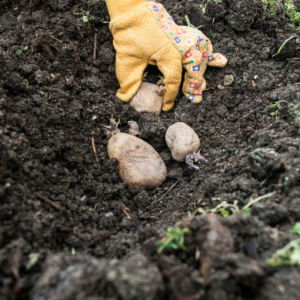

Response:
(242, 191), (276, 211)
(36, 193), (66, 211)
(243, 109), (255, 119)
(93, 33), (97, 60)
(91, 136), (99, 162)
(159, 179), (180, 201)
(123, 209), (131, 219)
(50, 35), (63, 44)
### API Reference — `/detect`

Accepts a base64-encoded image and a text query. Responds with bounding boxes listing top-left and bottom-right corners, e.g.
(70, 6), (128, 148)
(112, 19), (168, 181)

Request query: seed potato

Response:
(108, 132), (167, 189)
(130, 82), (163, 115)
(165, 122), (200, 162)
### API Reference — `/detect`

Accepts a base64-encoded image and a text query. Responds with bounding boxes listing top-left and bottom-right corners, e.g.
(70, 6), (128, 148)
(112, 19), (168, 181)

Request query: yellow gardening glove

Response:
(106, 0), (227, 111)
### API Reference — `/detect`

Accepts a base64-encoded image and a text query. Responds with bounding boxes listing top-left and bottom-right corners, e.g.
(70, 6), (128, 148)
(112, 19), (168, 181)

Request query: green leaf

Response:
(220, 209), (229, 217)
(234, 149), (239, 155)
(273, 36), (297, 57)
(16, 49), (23, 55)
(290, 248), (300, 265)
(243, 207), (251, 214)
(83, 16), (89, 22)
(212, 197), (222, 201)
(291, 222), (300, 236)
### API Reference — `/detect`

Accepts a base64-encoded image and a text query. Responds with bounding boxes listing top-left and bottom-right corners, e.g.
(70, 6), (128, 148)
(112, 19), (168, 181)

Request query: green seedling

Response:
(26, 80), (32, 91)
(262, 0), (300, 24)
(199, 191), (276, 218)
(185, 15), (203, 29)
(212, 197), (222, 201)
(272, 35), (297, 57)
(289, 103), (300, 122)
(268, 12), (276, 18)
(284, 177), (289, 193)
(0, 46), (5, 56)
(234, 149), (239, 155)
(285, 0), (300, 23)
(269, 101), (287, 119)
(206, 200), (239, 217)
(101, 16), (110, 24)
(83, 14), (96, 22)
(268, 222), (300, 266)
(73, 11), (95, 22)
(156, 227), (190, 253)
(16, 46), (28, 55)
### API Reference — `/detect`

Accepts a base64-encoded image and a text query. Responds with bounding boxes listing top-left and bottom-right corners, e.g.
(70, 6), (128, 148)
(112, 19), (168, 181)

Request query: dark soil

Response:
(1, 0), (300, 299)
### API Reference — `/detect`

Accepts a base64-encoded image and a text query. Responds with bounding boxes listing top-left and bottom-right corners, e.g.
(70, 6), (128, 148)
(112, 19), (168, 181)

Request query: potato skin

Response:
(130, 82), (163, 115)
(108, 133), (167, 189)
(165, 122), (200, 162)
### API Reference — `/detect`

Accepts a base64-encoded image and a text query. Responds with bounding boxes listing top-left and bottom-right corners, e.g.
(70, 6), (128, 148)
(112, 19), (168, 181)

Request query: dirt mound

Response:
(0, 0), (300, 299)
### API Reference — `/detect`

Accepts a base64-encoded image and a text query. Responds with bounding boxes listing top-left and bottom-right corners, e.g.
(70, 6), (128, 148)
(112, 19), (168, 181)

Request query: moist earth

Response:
(1, 0), (300, 299)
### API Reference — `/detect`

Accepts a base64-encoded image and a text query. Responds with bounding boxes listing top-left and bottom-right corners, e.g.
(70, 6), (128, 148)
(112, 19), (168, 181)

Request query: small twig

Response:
(159, 179), (180, 201)
(197, 195), (204, 203)
(91, 136), (99, 163)
(50, 73), (61, 83)
(93, 33), (97, 60)
(243, 109), (255, 119)
(123, 209), (131, 220)
(50, 35), (63, 44)
(236, 47), (245, 62)
(36, 193), (66, 211)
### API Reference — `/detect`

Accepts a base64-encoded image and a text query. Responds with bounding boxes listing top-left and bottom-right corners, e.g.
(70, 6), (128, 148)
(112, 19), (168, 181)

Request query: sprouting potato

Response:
(166, 122), (200, 162)
(165, 122), (208, 170)
(106, 119), (167, 189)
(130, 82), (163, 115)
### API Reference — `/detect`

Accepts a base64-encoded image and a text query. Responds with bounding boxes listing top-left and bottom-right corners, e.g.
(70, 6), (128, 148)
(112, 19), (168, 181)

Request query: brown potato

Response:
(108, 132), (167, 189)
(165, 122), (200, 162)
(130, 82), (163, 115)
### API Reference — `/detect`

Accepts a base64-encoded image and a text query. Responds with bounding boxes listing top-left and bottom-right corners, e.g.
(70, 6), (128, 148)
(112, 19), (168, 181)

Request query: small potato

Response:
(166, 122), (200, 162)
(108, 132), (167, 189)
(130, 82), (163, 115)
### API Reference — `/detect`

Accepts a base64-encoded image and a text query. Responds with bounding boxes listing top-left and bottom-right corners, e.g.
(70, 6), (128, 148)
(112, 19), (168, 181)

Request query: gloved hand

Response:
(105, 0), (227, 111)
